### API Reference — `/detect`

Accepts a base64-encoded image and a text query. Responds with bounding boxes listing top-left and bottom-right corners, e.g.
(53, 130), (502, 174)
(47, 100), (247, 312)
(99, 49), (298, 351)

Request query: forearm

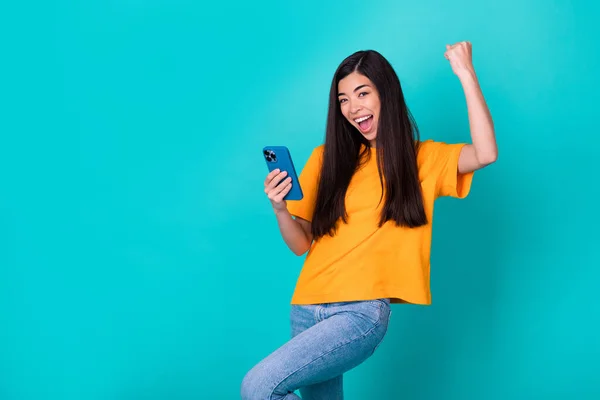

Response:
(459, 70), (498, 164)
(274, 208), (312, 256)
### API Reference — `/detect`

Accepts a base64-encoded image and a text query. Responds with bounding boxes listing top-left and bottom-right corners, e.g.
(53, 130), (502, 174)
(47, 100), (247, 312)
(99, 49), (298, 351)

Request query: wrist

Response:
(457, 68), (478, 83)
(273, 205), (289, 216)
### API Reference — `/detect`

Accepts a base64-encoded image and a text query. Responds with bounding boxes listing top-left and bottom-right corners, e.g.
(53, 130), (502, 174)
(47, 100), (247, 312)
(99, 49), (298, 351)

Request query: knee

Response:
(240, 366), (269, 400)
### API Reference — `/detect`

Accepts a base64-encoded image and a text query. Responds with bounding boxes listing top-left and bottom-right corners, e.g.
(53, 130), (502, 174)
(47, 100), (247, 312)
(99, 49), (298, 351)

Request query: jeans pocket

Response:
(372, 306), (391, 354)
(356, 298), (389, 326)
(365, 298), (390, 315)
(373, 298), (390, 307)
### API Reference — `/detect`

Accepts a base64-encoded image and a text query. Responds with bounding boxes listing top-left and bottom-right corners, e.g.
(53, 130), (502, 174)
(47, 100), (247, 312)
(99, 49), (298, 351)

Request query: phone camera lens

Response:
(264, 150), (277, 162)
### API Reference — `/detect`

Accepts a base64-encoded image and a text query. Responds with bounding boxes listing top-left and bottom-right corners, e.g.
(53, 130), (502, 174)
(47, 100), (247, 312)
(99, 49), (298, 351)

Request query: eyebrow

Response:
(337, 84), (371, 97)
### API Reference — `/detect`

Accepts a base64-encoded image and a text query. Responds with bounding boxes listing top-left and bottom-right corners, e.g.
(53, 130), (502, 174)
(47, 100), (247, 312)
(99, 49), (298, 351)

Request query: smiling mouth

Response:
(354, 115), (373, 133)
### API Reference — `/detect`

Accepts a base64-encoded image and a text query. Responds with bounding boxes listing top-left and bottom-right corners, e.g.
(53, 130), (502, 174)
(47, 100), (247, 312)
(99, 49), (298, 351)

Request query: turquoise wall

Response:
(1, 0), (598, 399)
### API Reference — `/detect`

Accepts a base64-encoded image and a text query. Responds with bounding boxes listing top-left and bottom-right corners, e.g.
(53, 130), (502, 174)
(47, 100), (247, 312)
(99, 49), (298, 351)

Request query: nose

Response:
(349, 99), (361, 115)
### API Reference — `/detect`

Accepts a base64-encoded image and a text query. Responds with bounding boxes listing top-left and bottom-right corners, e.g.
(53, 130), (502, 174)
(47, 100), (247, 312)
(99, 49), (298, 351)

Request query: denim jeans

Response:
(241, 298), (391, 399)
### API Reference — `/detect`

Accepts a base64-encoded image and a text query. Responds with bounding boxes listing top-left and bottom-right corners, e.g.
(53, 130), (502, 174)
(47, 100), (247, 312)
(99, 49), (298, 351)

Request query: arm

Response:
(264, 169), (313, 256)
(445, 41), (498, 173)
(273, 210), (313, 256)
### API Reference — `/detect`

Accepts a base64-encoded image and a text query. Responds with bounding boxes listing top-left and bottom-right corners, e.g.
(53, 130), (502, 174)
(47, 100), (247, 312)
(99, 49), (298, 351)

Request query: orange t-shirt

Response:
(286, 140), (474, 305)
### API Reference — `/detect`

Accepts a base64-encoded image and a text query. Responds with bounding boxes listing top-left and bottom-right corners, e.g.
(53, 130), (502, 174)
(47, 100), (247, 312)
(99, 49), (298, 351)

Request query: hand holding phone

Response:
(262, 146), (303, 210)
(264, 169), (292, 211)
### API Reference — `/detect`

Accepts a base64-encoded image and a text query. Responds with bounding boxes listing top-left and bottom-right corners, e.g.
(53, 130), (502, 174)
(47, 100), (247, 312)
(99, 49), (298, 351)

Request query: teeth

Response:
(354, 115), (372, 123)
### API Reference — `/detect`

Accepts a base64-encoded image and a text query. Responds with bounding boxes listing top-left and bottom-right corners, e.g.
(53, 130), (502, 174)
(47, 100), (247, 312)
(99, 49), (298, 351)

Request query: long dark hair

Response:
(311, 50), (427, 239)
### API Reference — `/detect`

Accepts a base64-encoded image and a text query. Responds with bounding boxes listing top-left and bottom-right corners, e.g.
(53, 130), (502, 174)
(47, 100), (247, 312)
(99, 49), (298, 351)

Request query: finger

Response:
(264, 169), (280, 186)
(273, 182), (292, 202)
(267, 171), (288, 190)
(446, 44), (450, 50)
(267, 177), (292, 198)
(265, 170), (288, 191)
(275, 183), (292, 202)
(267, 177), (292, 197)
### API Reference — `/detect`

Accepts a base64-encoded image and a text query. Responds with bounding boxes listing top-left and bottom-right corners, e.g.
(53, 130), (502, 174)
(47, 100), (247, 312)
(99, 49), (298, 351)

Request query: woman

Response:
(242, 42), (497, 399)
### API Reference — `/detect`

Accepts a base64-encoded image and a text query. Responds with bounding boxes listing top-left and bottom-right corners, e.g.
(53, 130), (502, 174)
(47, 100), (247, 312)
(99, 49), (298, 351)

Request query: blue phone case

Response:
(262, 146), (303, 201)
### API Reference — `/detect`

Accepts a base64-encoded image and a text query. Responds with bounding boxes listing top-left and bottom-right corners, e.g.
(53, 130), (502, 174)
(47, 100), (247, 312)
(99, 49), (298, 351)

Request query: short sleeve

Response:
(418, 140), (474, 199)
(286, 146), (324, 222)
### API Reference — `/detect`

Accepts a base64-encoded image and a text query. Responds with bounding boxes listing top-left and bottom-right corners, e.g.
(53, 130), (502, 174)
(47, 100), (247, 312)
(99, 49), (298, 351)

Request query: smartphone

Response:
(262, 146), (303, 201)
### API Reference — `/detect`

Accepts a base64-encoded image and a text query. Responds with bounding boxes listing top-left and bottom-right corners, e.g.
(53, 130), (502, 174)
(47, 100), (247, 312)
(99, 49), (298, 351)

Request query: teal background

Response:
(1, 0), (598, 399)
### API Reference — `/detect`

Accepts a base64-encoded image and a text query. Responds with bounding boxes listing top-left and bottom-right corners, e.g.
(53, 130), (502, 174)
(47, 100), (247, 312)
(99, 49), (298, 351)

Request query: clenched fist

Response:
(444, 41), (475, 77)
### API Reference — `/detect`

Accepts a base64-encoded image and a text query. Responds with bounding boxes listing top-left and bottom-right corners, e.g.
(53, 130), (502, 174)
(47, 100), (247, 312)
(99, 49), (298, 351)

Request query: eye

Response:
(358, 91), (368, 97)
(339, 98), (347, 104)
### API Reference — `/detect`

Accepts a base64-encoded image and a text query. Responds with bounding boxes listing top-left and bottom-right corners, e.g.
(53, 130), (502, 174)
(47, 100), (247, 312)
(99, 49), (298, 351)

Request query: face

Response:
(337, 71), (381, 147)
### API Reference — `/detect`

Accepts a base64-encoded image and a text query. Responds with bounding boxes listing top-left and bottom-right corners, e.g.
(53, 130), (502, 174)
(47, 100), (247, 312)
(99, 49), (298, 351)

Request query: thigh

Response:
(244, 299), (390, 397)
(291, 304), (343, 400)
(290, 304), (319, 338)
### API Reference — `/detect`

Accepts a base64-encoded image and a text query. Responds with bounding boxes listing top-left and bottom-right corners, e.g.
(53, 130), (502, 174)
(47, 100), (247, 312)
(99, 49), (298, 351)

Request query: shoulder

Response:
(416, 139), (440, 167)
(416, 139), (465, 164)
(305, 144), (325, 165)
(416, 139), (467, 179)
(312, 144), (325, 156)
(296, 144), (325, 176)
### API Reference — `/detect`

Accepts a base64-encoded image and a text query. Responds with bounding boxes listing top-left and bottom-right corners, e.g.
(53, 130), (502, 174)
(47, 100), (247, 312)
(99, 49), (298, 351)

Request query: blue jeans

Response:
(241, 298), (391, 399)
